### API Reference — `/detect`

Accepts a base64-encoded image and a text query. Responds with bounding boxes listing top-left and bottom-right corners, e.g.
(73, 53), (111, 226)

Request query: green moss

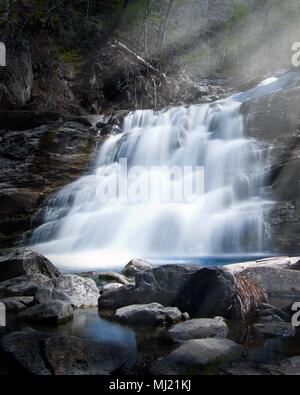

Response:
(58, 47), (85, 74)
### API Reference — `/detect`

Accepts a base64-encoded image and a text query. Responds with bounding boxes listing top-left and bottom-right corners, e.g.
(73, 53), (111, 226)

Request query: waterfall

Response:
(29, 77), (283, 270)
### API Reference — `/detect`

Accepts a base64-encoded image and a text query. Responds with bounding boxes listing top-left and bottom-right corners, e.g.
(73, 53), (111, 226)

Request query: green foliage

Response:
(223, 2), (250, 31)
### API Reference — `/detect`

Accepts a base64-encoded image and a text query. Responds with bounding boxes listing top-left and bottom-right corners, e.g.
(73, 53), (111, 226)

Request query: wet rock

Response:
(0, 248), (61, 282)
(36, 274), (99, 308)
(253, 322), (296, 339)
(114, 303), (183, 327)
(168, 317), (229, 342)
(1, 329), (128, 375)
(0, 296), (34, 312)
(0, 274), (49, 298)
(241, 267), (300, 297)
(151, 339), (243, 375)
(20, 301), (73, 325)
(99, 265), (237, 320)
(98, 272), (129, 285)
(121, 258), (153, 278)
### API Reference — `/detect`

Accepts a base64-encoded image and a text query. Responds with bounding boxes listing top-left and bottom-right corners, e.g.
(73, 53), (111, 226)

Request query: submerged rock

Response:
(36, 274), (99, 308)
(168, 317), (229, 342)
(0, 274), (49, 298)
(114, 303), (183, 327)
(99, 265), (237, 319)
(121, 258), (153, 278)
(1, 329), (128, 375)
(151, 338), (243, 375)
(0, 248), (61, 282)
(0, 296), (34, 312)
(20, 301), (74, 325)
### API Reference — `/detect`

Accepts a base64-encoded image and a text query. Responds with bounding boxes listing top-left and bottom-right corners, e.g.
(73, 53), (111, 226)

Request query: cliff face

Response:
(242, 72), (300, 254)
(0, 117), (100, 247)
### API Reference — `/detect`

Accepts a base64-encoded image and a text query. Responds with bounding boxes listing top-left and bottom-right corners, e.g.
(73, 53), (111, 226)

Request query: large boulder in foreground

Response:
(1, 329), (128, 375)
(114, 303), (183, 327)
(20, 301), (74, 325)
(99, 265), (237, 319)
(168, 317), (229, 343)
(0, 248), (61, 282)
(151, 338), (243, 375)
(36, 274), (99, 308)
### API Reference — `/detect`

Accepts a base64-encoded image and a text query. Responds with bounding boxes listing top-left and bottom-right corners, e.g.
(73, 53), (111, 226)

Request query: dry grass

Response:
(232, 274), (268, 343)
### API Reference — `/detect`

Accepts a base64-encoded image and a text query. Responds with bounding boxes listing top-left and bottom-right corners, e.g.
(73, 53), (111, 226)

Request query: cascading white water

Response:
(30, 78), (282, 270)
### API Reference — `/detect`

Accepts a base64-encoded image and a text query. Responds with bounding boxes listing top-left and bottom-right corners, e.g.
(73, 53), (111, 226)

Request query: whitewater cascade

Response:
(30, 78), (280, 270)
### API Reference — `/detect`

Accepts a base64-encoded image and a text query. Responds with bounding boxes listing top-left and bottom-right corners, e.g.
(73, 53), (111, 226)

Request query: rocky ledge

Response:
(0, 250), (299, 375)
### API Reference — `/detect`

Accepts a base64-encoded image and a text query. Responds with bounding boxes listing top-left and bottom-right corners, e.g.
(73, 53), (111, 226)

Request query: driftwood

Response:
(112, 40), (167, 82)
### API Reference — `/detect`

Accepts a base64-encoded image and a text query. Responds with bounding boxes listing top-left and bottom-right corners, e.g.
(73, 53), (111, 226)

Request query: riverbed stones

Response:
(241, 267), (300, 297)
(114, 303), (183, 327)
(121, 258), (153, 278)
(20, 301), (74, 325)
(168, 317), (229, 342)
(151, 338), (243, 375)
(0, 248), (61, 282)
(99, 265), (237, 319)
(35, 274), (99, 308)
(1, 329), (128, 375)
(0, 274), (49, 298)
(252, 322), (296, 339)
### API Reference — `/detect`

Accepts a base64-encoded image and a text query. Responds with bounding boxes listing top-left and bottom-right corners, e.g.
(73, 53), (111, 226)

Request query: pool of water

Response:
(60, 254), (272, 273)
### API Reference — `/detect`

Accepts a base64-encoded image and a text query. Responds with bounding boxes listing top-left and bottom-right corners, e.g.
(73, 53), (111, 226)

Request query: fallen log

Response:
(112, 40), (167, 82)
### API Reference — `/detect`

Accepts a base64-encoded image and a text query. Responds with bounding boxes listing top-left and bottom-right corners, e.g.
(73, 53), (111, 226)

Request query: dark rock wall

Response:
(0, 120), (99, 248)
(242, 77), (300, 254)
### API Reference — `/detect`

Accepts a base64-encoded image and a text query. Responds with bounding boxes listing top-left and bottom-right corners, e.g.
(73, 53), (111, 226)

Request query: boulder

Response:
(114, 303), (183, 327)
(100, 283), (124, 295)
(168, 317), (229, 342)
(1, 329), (128, 375)
(20, 301), (73, 325)
(252, 322), (296, 339)
(36, 274), (99, 308)
(121, 258), (153, 278)
(0, 274), (49, 298)
(0, 248), (61, 282)
(0, 296), (34, 312)
(98, 272), (129, 285)
(99, 265), (237, 319)
(151, 338), (243, 375)
(241, 267), (300, 297)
